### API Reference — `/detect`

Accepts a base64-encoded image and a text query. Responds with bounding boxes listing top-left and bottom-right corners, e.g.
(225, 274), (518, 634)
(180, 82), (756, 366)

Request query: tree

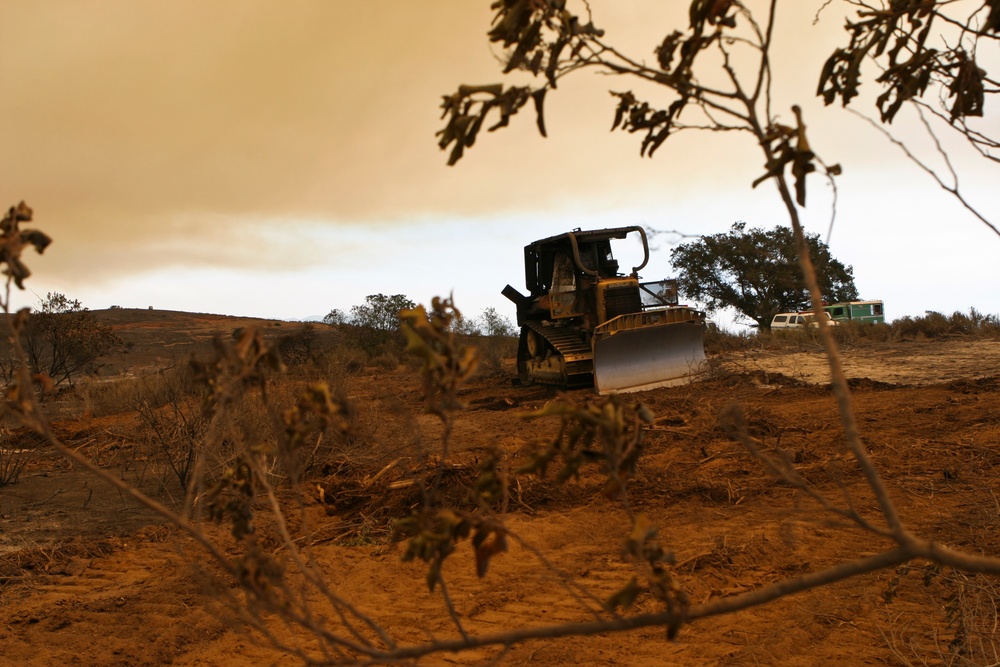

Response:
(474, 306), (517, 338)
(349, 294), (416, 333)
(466, 306), (518, 372)
(348, 293), (416, 356)
(671, 222), (858, 328)
(20, 292), (125, 386)
(322, 308), (348, 326)
(447, 307), (517, 339)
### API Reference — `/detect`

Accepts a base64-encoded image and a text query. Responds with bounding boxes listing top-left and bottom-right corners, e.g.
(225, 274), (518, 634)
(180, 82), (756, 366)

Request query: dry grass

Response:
(78, 364), (199, 418)
(706, 309), (1000, 355)
(880, 567), (1000, 667)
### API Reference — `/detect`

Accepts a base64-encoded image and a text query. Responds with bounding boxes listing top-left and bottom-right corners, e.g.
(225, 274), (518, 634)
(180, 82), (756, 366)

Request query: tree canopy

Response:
(341, 293), (417, 356)
(670, 222), (858, 328)
(350, 294), (416, 333)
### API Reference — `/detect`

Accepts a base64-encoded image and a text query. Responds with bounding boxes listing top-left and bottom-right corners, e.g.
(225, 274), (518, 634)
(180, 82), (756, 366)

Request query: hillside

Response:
(87, 308), (320, 375)
(1, 312), (999, 666)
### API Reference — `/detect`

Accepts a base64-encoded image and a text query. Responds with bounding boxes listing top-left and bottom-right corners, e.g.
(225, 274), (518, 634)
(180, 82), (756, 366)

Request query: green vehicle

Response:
(823, 300), (885, 324)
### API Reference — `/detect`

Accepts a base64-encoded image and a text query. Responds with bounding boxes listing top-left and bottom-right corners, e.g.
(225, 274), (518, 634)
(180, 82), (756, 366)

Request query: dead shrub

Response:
(756, 327), (823, 352)
(80, 364), (198, 418)
(469, 334), (517, 374)
(276, 323), (318, 367)
(893, 312), (952, 340)
(0, 423), (29, 486)
(890, 309), (1000, 341)
(127, 372), (354, 501)
(881, 566), (1000, 666)
(369, 351), (399, 370)
(134, 395), (207, 493)
(342, 324), (408, 360)
(307, 346), (366, 395)
(704, 325), (758, 355)
(827, 320), (894, 346)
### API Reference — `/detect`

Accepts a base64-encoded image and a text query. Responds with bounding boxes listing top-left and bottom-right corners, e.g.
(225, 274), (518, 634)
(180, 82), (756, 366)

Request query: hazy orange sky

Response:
(1, 1), (996, 324)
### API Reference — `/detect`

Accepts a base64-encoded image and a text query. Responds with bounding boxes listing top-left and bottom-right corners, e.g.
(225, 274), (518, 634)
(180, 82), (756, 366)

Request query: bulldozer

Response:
(502, 226), (707, 394)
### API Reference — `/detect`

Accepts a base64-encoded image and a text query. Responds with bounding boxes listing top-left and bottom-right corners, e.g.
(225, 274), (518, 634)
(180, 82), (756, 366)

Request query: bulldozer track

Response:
(524, 322), (591, 363)
(523, 321), (594, 387)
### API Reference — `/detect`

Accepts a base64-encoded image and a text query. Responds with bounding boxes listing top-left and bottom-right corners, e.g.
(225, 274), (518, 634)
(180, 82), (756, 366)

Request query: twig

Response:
(846, 107), (999, 238)
(27, 488), (64, 508)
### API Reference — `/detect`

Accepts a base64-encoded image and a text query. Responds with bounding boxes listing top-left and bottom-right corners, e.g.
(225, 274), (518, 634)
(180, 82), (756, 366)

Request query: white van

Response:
(770, 311), (838, 329)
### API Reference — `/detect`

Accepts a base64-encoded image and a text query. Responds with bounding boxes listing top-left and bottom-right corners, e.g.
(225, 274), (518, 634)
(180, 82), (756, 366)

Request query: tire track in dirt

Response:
(729, 339), (1000, 386)
(0, 535), (234, 667)
(314, 506), (754, 665)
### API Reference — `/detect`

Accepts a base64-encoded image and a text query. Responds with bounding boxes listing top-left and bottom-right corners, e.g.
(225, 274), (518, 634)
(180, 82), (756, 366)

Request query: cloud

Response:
(1, 2), (995, 320)
(1, 2), (772, 228)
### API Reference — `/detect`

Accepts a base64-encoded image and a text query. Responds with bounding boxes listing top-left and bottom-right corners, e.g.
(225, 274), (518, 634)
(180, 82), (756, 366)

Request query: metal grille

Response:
(604, 286), (642, 319)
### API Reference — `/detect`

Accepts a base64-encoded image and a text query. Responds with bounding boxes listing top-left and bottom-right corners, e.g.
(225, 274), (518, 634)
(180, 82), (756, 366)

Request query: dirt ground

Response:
(2, 326), (1000, 666)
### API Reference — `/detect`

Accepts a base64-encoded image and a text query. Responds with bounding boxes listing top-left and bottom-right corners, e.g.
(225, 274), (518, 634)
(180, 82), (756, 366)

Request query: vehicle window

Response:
(795, 316), (804, 324)
(833, 307), (844, 317)
(773, 315), (786, 323)
(873, 304), (883, 315)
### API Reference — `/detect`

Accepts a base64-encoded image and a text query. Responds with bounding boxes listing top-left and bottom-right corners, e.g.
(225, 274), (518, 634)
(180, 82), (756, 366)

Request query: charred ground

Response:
(1, 310), (999, 666)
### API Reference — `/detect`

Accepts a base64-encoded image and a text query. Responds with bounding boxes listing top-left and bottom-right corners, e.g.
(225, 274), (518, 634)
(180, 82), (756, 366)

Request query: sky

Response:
(1, 1), (997, 329)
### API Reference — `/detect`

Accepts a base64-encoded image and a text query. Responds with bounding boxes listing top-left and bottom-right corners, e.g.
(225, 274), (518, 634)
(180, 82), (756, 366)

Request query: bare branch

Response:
(846, 106), (1000, 237)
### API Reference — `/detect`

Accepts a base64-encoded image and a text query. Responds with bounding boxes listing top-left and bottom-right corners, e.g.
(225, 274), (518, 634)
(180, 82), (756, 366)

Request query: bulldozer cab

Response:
(525, 227), (647, 321)
(524, 226), (642, 292)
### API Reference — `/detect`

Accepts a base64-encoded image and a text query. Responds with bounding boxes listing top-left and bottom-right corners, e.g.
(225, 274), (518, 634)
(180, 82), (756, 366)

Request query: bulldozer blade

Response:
(593, 322), (707, 394)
